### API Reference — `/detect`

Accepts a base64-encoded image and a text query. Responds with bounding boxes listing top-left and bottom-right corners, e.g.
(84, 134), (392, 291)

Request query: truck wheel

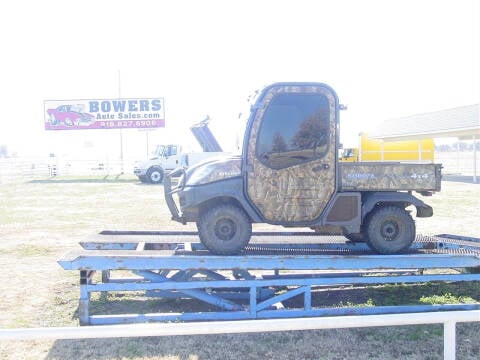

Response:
(197, 204), (252, 255)
(147, 167), (164, 184)
(366, 206), (415, 254)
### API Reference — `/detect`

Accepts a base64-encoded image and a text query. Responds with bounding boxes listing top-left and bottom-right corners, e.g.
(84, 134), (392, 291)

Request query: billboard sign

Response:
(44, 98), (165, 130)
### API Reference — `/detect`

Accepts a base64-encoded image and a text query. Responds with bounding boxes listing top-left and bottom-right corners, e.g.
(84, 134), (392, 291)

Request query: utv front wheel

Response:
(197, 204), (252, 255)
(366, 206), (415, 254)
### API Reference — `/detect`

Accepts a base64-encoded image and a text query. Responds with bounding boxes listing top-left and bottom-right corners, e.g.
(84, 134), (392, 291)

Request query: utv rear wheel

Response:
(366, 206), (415, 254)
(197, 204), (252, 255)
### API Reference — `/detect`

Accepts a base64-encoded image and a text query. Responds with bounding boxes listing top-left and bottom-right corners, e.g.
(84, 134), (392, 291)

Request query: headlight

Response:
(186, 158), (241, 186)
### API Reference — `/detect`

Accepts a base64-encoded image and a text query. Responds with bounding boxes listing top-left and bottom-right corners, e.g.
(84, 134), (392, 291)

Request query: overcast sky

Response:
(0, 0), (478, 158)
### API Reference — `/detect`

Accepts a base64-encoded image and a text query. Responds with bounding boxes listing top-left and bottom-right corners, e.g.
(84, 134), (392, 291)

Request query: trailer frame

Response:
(58, 231), (480, 325)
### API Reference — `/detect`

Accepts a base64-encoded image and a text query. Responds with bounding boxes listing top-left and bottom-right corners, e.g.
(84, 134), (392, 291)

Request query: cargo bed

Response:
(339, 162), (442, 192)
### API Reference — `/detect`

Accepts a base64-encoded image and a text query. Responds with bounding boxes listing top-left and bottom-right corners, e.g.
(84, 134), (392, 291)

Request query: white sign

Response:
(44, 98), (165, 130)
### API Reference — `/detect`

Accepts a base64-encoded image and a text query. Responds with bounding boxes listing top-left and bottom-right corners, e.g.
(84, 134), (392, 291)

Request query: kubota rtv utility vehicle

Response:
(165, 83), (441, 255)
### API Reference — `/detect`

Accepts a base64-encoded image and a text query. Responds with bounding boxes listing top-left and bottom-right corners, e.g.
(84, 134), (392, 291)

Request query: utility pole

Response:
(118, 70), (124, 175)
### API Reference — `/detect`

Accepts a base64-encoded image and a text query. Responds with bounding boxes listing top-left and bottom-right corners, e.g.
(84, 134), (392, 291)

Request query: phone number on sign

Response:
(99, 120), (161, 128)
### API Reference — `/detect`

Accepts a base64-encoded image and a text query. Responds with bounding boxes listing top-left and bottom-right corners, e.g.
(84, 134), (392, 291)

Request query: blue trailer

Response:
(58, 231), (480, 325)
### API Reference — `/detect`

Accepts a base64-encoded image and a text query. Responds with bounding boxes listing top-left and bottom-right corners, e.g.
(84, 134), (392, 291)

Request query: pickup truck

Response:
(165, 82), (441, 255)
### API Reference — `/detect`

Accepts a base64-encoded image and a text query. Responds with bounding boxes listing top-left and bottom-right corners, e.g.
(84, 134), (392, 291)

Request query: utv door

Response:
(245, 83), (338, 224)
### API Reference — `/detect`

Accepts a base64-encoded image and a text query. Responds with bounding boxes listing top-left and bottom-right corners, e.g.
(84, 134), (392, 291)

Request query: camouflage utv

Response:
(165, 82), (441, 255)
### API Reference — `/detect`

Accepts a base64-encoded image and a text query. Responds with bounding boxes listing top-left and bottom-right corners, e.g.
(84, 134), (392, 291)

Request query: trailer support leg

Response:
(79, 270), (92, 325)
(101, 270), (110, 283)
(250, 287), (257, 317)
(304, 286), (312, 311)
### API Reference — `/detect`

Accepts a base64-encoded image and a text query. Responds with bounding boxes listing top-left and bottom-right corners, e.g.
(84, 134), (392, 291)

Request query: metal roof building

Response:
(370, 104), (479, 141)
(370, 104), (479, 182)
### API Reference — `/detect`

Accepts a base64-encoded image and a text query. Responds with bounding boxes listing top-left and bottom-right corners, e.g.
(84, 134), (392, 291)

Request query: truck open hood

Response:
(190, 117), (223, 152)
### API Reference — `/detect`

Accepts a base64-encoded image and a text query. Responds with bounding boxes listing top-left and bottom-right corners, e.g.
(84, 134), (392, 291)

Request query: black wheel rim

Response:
(214, 218), (236, 241)
(380, 220), (399, 241)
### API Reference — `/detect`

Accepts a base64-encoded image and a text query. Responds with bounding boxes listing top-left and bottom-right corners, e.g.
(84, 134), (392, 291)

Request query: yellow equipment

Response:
(340, 133), (434, 162)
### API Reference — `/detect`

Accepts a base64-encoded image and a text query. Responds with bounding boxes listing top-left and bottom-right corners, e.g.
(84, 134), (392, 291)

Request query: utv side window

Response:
(256, 93), (330, 169)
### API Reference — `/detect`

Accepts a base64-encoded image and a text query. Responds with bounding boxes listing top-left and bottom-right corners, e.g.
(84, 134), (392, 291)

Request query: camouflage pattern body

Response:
(339, 162), (442, 192)
(246, 84), (338, 223)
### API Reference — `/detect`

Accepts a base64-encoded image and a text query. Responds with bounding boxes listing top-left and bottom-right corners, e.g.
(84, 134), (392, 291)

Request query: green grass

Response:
(367, 282), (480, 306)
(403, 325), (443, 341)
(419, 292), (476, 305)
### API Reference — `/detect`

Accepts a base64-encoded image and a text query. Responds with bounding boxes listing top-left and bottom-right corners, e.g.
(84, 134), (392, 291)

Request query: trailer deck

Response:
(58, 231), (480, 325)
